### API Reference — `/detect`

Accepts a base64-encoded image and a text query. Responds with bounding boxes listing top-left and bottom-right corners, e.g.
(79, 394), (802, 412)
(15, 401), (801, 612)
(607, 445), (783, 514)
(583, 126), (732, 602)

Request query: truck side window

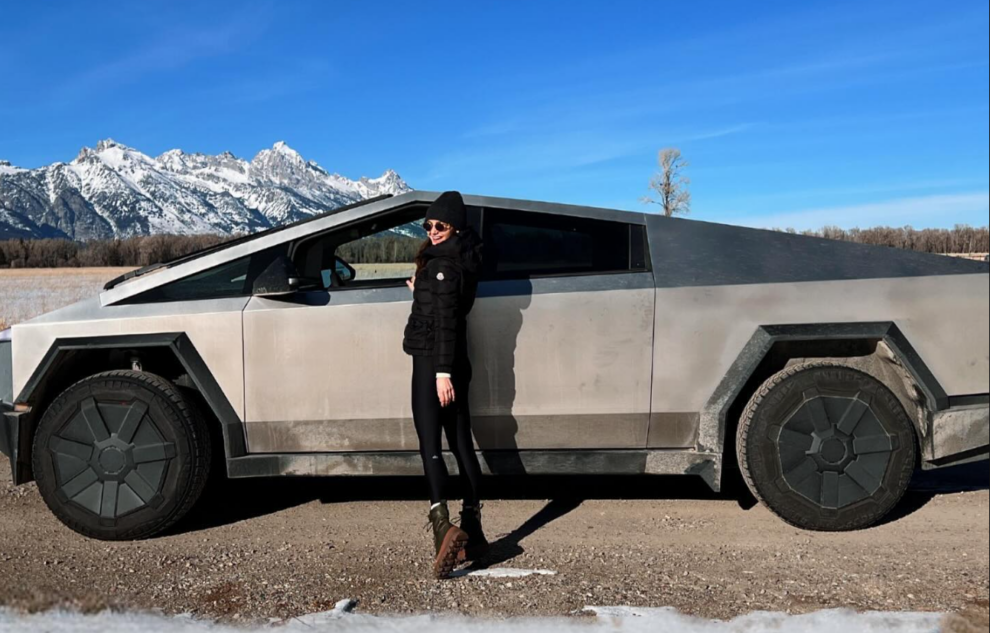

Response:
(120, 244), (289, 303)
(480, 208), (648, 280)
(292, 205), (428, 290)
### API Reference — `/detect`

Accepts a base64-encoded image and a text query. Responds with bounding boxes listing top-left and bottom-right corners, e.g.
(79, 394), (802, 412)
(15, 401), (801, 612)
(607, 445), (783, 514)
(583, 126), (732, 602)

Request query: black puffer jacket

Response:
(402, 227), (483, 374)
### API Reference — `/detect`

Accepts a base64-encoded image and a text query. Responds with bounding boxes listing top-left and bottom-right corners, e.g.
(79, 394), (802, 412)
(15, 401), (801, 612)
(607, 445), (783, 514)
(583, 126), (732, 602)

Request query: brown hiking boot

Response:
(428, 502), (467, 579)
(457, 503), (490, 563)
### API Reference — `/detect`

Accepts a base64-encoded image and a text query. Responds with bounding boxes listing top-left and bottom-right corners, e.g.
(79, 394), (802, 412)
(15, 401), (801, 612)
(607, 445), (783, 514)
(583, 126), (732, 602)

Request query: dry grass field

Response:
(0, 267), (133, 328)
(352, 262), (416, 279)
(0, 264), (417, 329)
(947, 252), (989, 261)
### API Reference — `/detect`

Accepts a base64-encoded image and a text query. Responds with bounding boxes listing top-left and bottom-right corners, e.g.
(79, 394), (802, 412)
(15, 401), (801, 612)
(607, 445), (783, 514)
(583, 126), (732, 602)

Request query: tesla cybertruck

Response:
(2, 191), (987, 539)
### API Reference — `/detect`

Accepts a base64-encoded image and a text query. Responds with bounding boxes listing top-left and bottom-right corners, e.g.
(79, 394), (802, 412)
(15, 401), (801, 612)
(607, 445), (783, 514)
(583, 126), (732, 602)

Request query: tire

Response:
(32, 370), (212, 540)
(736, 362), (916, 531)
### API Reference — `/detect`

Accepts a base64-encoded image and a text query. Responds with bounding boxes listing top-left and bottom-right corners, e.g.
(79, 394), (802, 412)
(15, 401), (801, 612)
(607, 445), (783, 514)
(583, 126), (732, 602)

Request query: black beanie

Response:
(426, 191), (467, 230)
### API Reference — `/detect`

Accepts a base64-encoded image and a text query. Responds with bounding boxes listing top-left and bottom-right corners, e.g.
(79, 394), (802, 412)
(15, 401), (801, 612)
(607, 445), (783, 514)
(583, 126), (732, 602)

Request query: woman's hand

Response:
(406, 275), (415, 293)
(437, 377), (455, 407)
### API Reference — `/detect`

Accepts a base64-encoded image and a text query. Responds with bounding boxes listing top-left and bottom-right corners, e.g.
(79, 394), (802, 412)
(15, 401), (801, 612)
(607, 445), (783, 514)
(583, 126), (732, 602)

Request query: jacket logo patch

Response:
(436, 272), (445, 280)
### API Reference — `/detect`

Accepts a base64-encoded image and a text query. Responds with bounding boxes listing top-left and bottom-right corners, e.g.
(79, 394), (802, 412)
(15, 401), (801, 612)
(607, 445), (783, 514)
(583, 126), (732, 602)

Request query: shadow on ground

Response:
(877, 460), (990, 526)
(176, 473), (719, 535)
(173, 460), (988, 536)
(466, 497), (584, 569)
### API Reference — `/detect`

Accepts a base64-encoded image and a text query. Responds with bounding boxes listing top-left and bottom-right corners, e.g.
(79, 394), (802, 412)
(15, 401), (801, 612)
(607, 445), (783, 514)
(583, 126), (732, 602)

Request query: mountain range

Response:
(0, 140), (412, 240)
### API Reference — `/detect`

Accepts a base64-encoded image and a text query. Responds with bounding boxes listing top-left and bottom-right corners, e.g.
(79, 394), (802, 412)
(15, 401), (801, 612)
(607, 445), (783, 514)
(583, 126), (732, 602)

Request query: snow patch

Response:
(584, 606), (943, 631)
(281, 599), (357, 626)
(451, 568), (558, 579)
(0, 607), (946, 632)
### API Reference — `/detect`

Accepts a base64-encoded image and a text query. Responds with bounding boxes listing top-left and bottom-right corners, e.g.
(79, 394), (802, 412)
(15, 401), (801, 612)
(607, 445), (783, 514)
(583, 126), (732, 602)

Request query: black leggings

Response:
(411, 355), (483, 506)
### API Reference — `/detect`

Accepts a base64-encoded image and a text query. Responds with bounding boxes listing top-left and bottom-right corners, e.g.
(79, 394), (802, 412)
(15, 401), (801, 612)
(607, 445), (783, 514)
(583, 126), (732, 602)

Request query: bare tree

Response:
(643, 148), (691, 217)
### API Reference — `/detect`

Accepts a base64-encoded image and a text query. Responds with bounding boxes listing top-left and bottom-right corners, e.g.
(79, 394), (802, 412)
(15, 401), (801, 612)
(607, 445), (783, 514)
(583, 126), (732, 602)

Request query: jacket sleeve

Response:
(428, 259), (461, 375)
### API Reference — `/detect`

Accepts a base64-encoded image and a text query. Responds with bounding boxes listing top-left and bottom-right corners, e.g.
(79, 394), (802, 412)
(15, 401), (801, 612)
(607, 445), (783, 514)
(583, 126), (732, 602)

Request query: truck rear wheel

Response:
(736, 362), (916, 531)
(32, 370), (211, 540)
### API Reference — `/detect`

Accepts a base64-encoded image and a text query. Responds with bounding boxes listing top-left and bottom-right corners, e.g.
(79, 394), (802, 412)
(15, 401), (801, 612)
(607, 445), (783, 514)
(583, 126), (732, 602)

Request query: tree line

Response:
(336, 235), (423, 264)
(0, 234), (230, 269)
(0, 233), (426, 269)
(776, 224), (988, 255)
(0, 225), (986, 269)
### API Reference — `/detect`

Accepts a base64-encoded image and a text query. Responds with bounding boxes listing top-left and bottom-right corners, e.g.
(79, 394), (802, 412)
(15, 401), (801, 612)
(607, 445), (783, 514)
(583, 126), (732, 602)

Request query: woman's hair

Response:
(413, 238), (432, 275)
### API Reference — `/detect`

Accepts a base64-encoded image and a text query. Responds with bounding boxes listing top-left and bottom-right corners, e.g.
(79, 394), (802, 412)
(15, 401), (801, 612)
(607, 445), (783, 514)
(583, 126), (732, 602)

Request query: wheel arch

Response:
(704, 322), (946, 488)
(10, 333), (245, 484)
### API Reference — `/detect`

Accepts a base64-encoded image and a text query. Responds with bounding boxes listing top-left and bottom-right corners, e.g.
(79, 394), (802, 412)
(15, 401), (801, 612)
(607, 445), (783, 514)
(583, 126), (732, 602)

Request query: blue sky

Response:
(1, 0), (987, 230)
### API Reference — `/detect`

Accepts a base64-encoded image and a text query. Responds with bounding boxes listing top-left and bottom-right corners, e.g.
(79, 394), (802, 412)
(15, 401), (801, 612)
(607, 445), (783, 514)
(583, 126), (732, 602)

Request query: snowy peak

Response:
(250, 141), (309, 185)
(253, 140), (305, 166)
(74, 140), (155, 175)
(0, 160), (24, 176)
(96, 138), (128, 151)
(361, 169), (407, 196)
(272, 140), (300, 156)
(0, 140), (412, 240)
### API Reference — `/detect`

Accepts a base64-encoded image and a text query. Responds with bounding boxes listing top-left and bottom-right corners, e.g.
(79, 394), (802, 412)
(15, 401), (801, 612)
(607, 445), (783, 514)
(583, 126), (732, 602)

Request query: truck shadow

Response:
(878, 461), (989, 526)
(173, 462), (987, 536)
(177, 473), (720, 535)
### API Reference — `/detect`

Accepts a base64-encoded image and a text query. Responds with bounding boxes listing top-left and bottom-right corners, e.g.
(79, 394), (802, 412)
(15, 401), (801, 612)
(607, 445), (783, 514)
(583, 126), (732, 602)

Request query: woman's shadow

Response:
(468, 279), (532, 478)
(456, 497), (582, 573)
(462, 278), (584, 568)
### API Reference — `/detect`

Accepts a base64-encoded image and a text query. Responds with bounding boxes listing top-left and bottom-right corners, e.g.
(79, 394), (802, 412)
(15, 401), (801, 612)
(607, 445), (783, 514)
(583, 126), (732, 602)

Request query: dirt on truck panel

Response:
(0, 455), (987, 625)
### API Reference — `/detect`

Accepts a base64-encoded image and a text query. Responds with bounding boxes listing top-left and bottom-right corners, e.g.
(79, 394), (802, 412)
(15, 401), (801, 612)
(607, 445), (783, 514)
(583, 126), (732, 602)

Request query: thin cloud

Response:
(681, 124), (757, 142)
(55, 12), (268, 101)
(461, 119), (523, 140)
(196, 59), (334, 105)
(421, 135), (644, 183)
(727, 178), (990, 204)
(737, 192), (990, 231)
(758, 105), (990, 133)
(422, 123), (752, 184)
(457, 48), (909, 149)
(450, 12), (972, 156)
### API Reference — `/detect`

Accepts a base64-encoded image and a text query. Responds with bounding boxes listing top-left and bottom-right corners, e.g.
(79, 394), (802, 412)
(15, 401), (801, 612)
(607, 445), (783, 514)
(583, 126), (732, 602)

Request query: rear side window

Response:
(482, 208), (648, 279)
(121, 244), (289, 304)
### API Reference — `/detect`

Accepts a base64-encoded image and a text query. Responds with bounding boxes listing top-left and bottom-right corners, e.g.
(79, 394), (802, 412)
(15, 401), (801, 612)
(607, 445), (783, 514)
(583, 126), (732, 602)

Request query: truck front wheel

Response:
(32, 370), (211, 540)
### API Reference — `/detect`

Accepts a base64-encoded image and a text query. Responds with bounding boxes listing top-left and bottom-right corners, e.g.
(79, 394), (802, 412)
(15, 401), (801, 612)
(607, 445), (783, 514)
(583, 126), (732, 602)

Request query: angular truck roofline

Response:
(97, 191), (650, 307)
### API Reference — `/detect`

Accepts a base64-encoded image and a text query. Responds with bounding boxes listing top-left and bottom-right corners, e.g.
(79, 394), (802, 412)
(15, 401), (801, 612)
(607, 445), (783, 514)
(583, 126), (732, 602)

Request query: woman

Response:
(402, 191), (488, 579)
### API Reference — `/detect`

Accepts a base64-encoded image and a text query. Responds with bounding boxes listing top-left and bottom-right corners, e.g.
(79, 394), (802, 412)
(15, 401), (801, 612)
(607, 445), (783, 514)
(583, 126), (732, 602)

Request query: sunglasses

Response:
(422, 221), (452, 233)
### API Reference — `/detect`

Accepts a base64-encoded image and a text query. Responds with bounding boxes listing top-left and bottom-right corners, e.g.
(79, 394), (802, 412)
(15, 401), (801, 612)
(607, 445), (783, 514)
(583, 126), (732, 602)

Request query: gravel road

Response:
(1, 456), (986, 628)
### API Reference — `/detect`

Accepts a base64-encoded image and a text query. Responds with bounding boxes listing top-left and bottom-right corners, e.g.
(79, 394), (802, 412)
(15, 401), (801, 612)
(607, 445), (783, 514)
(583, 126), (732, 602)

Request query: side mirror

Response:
(288, 276), (323, 291)
(252, 255), (299, 297)
(335, 257), (356, 283)
(322, 256), (357, 288)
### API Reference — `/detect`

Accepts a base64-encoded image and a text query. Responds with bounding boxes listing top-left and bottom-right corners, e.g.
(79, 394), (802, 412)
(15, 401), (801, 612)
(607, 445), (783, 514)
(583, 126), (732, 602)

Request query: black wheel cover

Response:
(32, 371), (210, 540)
(739, 364), (916, 531)
(48, 397), (175, 519)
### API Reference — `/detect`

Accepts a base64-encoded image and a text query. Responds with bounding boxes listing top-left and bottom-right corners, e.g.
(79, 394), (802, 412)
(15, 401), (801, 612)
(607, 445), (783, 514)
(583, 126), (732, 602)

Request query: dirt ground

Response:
(0, 455), (986, 628)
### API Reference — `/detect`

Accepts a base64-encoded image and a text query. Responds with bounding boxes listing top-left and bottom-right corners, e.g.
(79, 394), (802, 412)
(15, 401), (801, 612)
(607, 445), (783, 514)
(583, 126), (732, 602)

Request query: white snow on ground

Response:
(584, 607), (942, 631)
(0, 606), (945, 633)
(450, 567), (558, 579)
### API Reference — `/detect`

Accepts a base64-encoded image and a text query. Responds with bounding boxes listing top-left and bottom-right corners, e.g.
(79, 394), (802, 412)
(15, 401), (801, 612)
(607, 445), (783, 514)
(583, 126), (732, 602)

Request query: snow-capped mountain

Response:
(0, 140), (412, 240)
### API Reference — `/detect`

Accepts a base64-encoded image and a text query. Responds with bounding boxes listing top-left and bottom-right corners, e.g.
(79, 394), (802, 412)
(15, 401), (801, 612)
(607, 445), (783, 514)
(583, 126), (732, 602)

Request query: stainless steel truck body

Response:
(2, 191), (987, 538)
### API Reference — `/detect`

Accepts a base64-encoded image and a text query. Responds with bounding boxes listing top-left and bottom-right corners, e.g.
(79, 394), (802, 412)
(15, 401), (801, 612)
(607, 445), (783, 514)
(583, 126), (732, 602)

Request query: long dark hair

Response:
(414, 238), (432, 275)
